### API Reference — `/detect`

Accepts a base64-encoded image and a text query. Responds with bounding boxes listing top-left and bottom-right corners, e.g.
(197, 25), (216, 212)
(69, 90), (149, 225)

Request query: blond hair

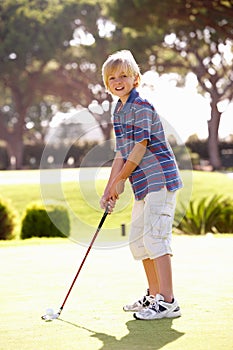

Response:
(102, 50), (142, 91)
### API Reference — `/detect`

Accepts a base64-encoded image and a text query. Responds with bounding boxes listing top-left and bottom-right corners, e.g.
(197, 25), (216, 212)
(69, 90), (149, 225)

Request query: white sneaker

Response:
(133, 294), (181, 320)
(123, 289), (155, 312)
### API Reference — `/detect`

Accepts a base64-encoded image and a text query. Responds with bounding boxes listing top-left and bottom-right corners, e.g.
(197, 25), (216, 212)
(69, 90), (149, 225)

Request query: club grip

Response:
(97, 206), (109, 230)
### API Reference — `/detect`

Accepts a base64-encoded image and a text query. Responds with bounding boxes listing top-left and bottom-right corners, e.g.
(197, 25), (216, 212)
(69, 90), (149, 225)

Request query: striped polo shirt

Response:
(113, 88), (183, 200)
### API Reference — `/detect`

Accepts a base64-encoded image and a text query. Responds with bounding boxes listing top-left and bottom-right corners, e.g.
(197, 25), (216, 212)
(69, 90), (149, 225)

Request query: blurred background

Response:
(0, 0), (232, 171)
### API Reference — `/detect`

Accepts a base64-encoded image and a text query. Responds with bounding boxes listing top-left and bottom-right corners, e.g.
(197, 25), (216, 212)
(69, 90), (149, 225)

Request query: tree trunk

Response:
(11, 136), (24, 170)
(207, 102), (222, 170)
(10, 85), (27, 169)
(0, 126), (24, 170)
(0, 97), (26, 169)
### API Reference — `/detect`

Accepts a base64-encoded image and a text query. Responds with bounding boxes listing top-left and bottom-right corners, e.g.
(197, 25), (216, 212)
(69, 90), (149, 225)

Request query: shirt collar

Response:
(114, 88), (139, 114)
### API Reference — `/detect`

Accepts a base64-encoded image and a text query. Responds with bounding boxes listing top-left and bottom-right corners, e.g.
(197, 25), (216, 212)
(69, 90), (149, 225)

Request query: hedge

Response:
(0, 197), (17, 240)
(21, 202), (70, 239)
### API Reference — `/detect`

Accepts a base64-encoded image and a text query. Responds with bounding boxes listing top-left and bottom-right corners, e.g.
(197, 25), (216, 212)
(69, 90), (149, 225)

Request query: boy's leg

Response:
(134, 254), (181, 320)
(142, 189), (175, 301)
(142, 255), (173, 302)
(154, 254), (173, 302)
(123, 200), (157, 312)
(142, 258), (159, 296)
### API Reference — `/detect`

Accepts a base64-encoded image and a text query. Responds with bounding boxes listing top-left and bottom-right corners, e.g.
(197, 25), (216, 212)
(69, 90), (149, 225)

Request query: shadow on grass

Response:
(59, 318), (184, 350)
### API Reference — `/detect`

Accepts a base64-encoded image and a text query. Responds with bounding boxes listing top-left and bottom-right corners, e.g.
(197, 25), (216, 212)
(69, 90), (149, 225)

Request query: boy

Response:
(100, 50), (183, 320)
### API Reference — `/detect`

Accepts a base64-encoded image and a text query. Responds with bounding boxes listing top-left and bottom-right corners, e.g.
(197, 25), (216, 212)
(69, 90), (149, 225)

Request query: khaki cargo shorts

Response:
(129, 187), (176, 260)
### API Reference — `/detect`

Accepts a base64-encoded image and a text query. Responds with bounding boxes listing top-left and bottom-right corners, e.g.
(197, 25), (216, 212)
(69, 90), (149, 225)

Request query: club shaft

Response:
(59, 209), (108, 312)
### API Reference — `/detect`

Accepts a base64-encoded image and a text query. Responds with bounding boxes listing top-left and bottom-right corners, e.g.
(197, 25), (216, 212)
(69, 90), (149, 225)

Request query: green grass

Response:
(189, 171), (233, 201)
(1, 169), (233, 241)
(0, 169), (233, 349)
(1, 169), (233, 215)
(0, 235), (233, 350)
(0, 169), (133, 242)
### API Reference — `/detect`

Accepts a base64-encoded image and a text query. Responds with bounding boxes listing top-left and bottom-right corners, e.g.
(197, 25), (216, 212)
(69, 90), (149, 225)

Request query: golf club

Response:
(41, 206), (109, 321)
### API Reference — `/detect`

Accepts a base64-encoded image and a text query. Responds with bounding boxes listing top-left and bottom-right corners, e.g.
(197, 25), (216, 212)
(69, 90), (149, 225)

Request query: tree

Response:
(0, 0), (118, 169)
(108, 0), (233, 169)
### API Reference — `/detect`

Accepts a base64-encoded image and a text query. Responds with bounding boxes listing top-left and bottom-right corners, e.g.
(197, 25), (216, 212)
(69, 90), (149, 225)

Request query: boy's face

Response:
(107, 68), (138, 104)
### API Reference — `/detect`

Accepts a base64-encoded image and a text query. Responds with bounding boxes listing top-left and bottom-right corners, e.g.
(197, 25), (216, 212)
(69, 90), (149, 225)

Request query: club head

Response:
(41, 312), (59, 322)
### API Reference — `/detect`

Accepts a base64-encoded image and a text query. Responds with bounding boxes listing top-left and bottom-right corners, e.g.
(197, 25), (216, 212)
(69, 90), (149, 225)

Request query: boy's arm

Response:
(108, 139), (148, 200)
(100, 151), (124, 210)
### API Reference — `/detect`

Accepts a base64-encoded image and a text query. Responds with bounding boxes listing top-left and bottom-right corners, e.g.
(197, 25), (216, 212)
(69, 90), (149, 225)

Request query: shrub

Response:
(214, 198), (233, 233)
(21, 202), (70, 239)
(0, 197), (17, 240)
(176, 195), (224, 235)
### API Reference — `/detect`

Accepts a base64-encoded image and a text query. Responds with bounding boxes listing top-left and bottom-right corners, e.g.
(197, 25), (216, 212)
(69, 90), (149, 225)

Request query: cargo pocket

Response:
(158, 213), (173, 238)
(150, 206), (173, 239)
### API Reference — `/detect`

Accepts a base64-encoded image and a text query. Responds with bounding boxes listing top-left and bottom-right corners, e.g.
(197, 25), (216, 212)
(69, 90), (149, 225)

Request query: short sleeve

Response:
(133, 106), (153, 143)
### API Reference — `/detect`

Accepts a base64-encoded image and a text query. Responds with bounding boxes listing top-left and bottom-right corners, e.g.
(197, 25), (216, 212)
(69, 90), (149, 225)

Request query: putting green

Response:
(0, 235), (232, 349)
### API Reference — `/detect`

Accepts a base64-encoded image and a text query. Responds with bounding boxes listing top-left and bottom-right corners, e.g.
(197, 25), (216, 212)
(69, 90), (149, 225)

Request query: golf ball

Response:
(46, 308), (54, 316)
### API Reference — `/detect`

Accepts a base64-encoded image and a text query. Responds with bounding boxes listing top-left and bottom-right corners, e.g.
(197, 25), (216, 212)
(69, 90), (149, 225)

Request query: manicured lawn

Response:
(189, 171), (233, 201)
(1, 169), (233, 349)
(0, 235), (233, 350)
(1, 169), (233, 241)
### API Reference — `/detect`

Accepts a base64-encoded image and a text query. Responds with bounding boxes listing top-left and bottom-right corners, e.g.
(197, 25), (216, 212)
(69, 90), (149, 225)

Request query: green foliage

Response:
(186, 136), (233, 168)
(0, 0), (77, 72)
(176, 195), (233, 234)
(1, 169), (233, 238)
(108, 0), (233, 169)
(21, 202), (70, 239)
(2, 0), (232, 170)
(0, 197), (17, 240)
(0, 0), (113, 169)
(185, 136), (209, 159)
(171, 144), (193, 170)
(214, 198), (233, 233)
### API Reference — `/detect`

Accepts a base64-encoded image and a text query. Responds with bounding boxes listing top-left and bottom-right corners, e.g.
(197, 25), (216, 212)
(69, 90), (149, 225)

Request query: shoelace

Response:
(150, 301), (159, 311)
(150, 299), (169, 313)
(134, 290), (152, 307)
(142, 295), (155, 307)
(150, 301), (160, 312)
